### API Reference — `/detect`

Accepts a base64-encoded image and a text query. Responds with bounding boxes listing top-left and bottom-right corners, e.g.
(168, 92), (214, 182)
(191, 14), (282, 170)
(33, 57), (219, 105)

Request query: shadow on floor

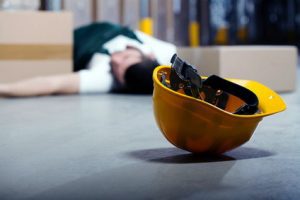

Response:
(26, 152), (236, 200)
(126, 146), (275, 164)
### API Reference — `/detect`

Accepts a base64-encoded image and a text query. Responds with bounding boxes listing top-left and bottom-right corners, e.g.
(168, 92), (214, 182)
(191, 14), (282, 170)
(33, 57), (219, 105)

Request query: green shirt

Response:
(73, 22), (141, 71)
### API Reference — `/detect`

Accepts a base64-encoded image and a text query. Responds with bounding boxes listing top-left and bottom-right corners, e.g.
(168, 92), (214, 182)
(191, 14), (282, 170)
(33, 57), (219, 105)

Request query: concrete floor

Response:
(0, 76), (299, 200)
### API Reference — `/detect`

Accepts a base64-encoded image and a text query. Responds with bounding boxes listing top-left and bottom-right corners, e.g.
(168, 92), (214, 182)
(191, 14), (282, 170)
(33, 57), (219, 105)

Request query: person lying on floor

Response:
(0, 22), (176, 97)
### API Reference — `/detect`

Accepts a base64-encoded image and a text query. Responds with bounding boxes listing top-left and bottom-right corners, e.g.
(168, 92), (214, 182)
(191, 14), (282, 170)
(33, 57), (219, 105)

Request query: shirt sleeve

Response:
(134, 30), (177, 65)
(78, 53), (114, 94)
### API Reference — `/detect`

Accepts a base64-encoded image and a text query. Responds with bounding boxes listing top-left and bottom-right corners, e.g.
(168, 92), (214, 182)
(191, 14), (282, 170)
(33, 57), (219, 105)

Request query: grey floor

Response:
(0, 74), (299, 200)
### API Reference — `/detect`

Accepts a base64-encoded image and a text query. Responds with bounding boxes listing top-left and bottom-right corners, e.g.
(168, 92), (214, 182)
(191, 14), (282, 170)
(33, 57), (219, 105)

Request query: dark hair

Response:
(124, 58), (160, 94)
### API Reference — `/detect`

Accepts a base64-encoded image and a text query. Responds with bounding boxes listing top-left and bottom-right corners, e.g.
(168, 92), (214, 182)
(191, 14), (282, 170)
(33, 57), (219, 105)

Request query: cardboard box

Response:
(0, 11), (73, 83)
(177, 46), (298, 92)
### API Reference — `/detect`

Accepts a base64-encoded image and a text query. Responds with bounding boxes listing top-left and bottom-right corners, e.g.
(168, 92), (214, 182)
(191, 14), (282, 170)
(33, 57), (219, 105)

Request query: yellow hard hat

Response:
(153, 55), (286, 154)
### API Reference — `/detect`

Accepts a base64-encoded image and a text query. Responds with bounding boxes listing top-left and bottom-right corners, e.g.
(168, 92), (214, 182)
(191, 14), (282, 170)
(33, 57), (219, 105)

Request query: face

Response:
(110, 48), (144, 85)
(111, 48), (143, 70)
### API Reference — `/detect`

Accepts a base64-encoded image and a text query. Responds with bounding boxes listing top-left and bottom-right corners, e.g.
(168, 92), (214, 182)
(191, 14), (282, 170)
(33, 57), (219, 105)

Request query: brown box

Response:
(177, 46), (298, 92)
(0, 11), (73, 83)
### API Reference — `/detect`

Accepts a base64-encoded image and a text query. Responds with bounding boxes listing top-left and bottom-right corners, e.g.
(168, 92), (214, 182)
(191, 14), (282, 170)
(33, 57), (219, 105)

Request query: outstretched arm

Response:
(0, 73), (80, 97)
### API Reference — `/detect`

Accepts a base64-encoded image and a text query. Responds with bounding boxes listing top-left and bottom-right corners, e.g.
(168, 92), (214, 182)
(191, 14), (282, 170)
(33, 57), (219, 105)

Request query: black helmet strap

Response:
(203, 75), (258, 115)
(168, 54), (259, 115)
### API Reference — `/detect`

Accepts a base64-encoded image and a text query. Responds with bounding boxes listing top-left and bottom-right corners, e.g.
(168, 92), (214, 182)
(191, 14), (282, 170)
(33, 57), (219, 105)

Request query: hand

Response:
(111, 50), (143, 85)
(0, 84), (9, 97)
(111, 60), (131, 85)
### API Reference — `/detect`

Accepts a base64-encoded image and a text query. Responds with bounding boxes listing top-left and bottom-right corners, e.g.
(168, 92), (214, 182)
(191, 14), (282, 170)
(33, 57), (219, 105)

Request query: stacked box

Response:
(177, 46), (297, 92)
(0, 11), (73, 83)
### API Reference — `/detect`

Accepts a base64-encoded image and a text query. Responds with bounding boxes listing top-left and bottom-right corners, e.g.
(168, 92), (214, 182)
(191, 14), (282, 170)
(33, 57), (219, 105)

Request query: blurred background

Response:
(1, 0), (300, 48)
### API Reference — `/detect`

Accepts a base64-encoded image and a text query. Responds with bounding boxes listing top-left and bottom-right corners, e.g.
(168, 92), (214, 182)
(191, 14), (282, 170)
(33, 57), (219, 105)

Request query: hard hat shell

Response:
(153, 66), (286, 154)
